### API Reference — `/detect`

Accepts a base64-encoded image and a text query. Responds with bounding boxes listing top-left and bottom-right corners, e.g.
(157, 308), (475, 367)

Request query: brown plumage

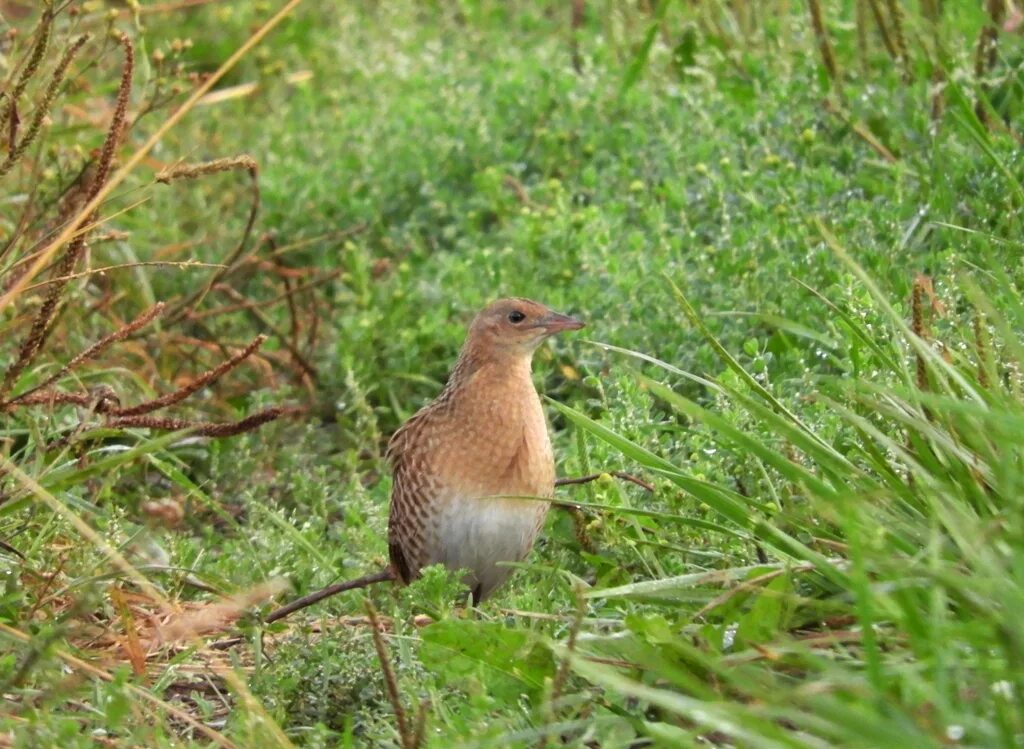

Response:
(386, 298), (584, 603)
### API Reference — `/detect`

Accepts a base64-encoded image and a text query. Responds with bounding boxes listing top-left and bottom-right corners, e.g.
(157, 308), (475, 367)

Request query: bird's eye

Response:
(507, 310), (526, 324)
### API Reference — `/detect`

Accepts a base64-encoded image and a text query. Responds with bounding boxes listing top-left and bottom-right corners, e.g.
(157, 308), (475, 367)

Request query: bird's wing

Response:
(386, 407), (441, 583)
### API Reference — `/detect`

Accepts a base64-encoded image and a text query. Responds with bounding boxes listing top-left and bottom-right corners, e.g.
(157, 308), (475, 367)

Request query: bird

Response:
(385, 298), (584, 603)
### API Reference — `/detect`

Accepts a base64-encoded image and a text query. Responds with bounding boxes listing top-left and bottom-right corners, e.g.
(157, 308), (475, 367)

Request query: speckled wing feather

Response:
(385, 404), (444, 584)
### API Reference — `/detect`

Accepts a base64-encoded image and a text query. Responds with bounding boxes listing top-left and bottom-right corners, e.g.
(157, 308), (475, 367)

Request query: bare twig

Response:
(263, 569), (395, 625)
(5, 304), (165, 406)
(111, 334), (266, 417)
(365, 599), (413, 749)
(536, 591), (585, 748)
(865, 0), (899, 65)
(570, 0), (585, 73)
(855, 0), (870, 74)
(555, 471), (654, 493)
(882, 0), (912, 82)
(0, 7), (54, 132)
(19, 261), (224, 293)
(214, 284), (318, 380)
(822, 99), (898, 163)
(106, 406), (287, 437)
(0, 33), (89, 179)
(974, 0), (1003, 128)
(974, 311), (991, 389)
(160, 156), (260, 323)
(411, 699), (430, 749)
(912, 274), (928, 392)
(806, 0), (840, 91)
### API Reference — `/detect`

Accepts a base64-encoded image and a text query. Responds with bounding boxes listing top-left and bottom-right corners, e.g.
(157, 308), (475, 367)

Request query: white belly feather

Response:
(426, 493), (548, 600)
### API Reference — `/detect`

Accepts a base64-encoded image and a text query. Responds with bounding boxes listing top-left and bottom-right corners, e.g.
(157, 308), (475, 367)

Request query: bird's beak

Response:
(536, 311), (585, 334)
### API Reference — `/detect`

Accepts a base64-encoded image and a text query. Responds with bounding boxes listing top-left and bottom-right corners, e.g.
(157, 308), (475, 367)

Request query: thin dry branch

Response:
(912, 275), (928, 391)
(0, 33), (89, 179)
(0, 7), (54, 132)
(1, 33), (133, 399)
(160, 155), (260, 323)
(5, 303), (165, 407)
(865, 0), (900, 64)
(974, 311), (991, 389)
(536, 592), (585, 749)
(106, 406), (287, 437)
(214, 284), (318, 380)
(855, 0), (869, 73)
(554, 471), (654, 493)
(366, 600), (415, 749)
(411, 700), (429, 749)
(5, 390), (93, 408)
(570, 0), (585, 73)
(19, 261), (224, 293)
(263, 569), (395, 625)
(822, 98), (898, 162)
(974, 19), (1001, 127)
(806, 0), (840, 90)
(111, 334), (266, 417)
(882, 0), (912, 82)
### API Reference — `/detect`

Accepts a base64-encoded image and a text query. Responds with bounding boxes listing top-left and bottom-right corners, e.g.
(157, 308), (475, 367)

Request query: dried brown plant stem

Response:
(0, 0), (305, 316)
(0, 34), (89, 179)
(411, 699), (430, 749)
(157, 156), (261, 323)
(263, 569), (395, 625)
(0, 6), (54, 132)
(214, 284), (319, 380)
(882, 0), (912, 82)
(822, 99), (898, 163)
(183, 270), (339, 321)
(921, 0), (943, 22)
(865, 0), (900, 65)
(555, 470), (654, 493)
(921, 0), (946, 124)
(105, 407), (286, 438)
(974, 311), (991, 389)
(19, 261), (223, 293)
(365, 599), (417, 749)
(570, 0), (585, 73)
(112, 334), (267, 417)
(1, 34), (133, 399)
(4, 303), (165, 407)
(974, 0), (1005, 127)
(806, 0), (841, 91)
(912, 275), (928, 392)
(535, 592), (585, 749)
(855, 0), (870, 74)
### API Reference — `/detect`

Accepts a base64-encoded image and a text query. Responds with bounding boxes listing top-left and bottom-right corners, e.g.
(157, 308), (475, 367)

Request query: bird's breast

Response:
(432, 374), (555, 498)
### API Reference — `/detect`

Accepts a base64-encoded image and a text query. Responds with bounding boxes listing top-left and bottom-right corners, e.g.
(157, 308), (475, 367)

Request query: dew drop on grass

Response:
(722, 622), (738, 650)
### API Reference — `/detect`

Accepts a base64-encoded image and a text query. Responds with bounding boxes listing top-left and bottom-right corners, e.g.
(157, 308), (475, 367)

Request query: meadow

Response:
(2, 1), (1023, 747)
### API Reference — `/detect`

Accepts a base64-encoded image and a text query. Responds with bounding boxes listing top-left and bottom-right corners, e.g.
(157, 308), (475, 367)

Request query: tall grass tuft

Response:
(548, 250), (1024, 745)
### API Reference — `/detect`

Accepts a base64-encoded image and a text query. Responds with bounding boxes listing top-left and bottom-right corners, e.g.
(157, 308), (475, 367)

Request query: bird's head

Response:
(465, 298), (584, 359)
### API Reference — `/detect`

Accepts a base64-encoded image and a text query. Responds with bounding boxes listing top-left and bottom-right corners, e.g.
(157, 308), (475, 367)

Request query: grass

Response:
(2, 1), (1023, 746)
